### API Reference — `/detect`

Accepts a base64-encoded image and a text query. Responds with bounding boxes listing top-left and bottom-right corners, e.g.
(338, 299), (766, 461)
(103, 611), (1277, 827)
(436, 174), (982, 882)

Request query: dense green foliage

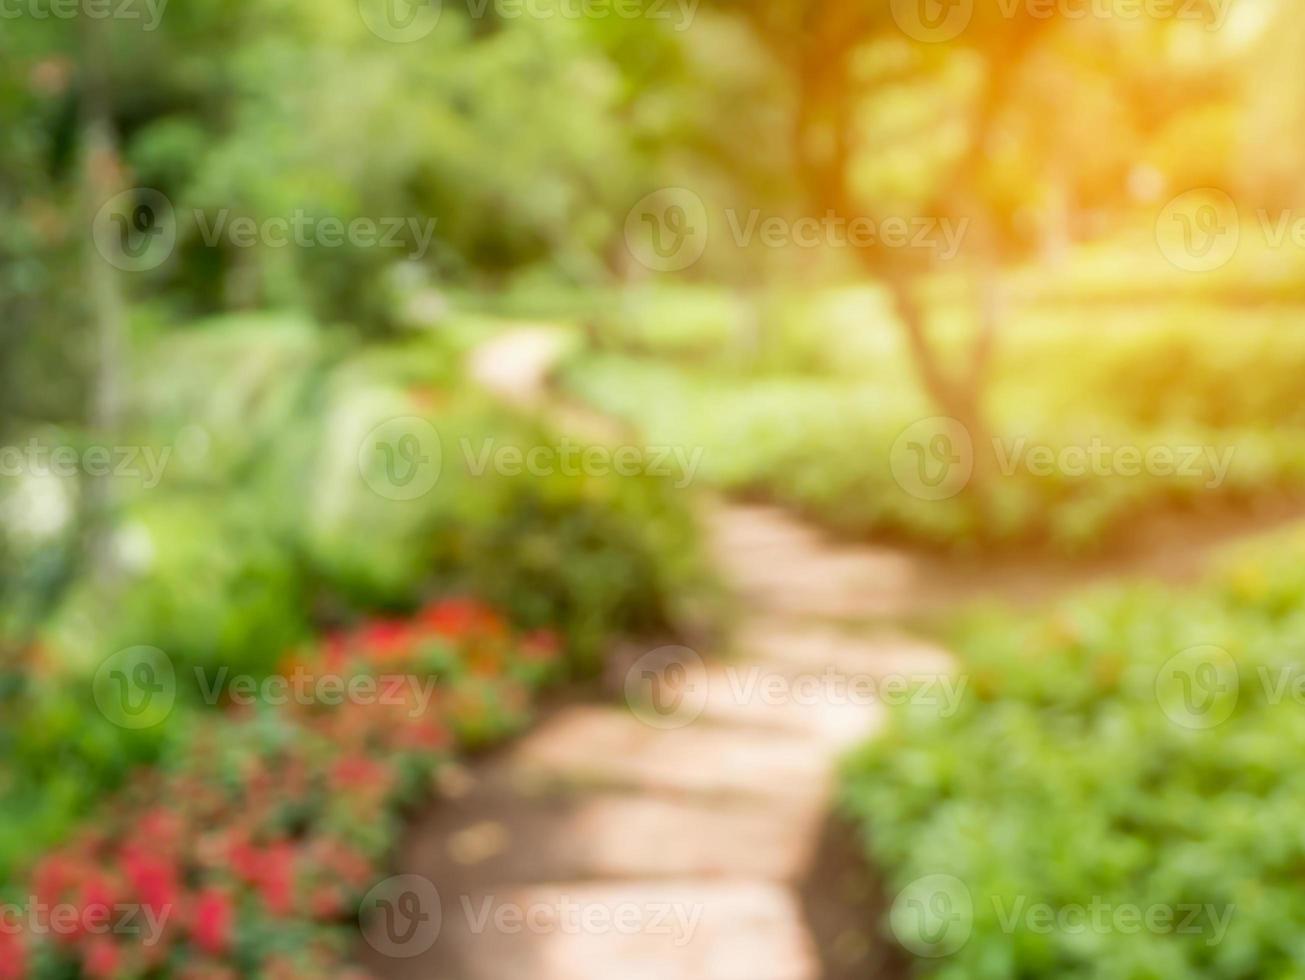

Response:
(562, 282), (1305, 552)
(843, 533), (1305, 977)
(0, 313), (710, 881)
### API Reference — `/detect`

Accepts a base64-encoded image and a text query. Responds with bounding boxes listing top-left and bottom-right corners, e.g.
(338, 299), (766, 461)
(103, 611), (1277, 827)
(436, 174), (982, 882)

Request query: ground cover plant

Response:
(1, 597), (563, 979)
(842, 530), (1305, 977)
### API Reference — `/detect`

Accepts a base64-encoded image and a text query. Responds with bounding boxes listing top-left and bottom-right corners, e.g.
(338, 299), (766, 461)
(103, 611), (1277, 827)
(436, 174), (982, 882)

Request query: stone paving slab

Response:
(559, 795), (822, 882)
(508, 705), (832, 800)
(436, 880), (820, 980)
(398, 788), (821, 884)
(695, 663), (885, 748)
(733, 620), (956, 678)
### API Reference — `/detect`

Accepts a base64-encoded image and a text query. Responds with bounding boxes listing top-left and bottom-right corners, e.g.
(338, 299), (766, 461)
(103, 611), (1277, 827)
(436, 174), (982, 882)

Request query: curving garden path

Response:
(358, 326), (1303, 980)
(359, 497), (955, 980)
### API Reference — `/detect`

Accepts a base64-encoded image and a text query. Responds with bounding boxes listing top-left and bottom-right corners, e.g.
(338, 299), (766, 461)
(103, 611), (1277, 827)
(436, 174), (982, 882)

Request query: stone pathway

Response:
(357, 325), (1305, 979)
(358, 499), (955, 980)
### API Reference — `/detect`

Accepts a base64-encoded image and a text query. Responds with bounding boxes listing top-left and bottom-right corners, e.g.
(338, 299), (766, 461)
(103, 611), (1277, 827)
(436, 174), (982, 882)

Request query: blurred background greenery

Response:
(7, 0), (1305, 976)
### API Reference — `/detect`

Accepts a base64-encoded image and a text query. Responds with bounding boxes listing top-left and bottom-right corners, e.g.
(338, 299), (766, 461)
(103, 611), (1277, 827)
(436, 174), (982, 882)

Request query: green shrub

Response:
(294, 359), (710, 664)
(39, 492), (310, 681)
(563, 297), (1305, 554)
(842, 529), (1305, 978)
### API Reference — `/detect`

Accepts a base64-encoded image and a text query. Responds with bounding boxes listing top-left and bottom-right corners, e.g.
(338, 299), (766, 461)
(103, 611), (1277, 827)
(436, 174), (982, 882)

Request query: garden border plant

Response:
(3, 597), (564, 978)
(841, 529), (1305, 977)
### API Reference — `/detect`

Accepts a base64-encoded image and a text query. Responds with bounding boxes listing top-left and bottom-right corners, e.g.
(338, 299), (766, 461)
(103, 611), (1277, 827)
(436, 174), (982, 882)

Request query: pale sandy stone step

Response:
(440, 880), (819, 980)
(695, 663), (885, 748)
(708, 504), (827, 555)
(396, 790), (821, 884)
(733, 621), (956, 677)
(557, 795), (822, 882)
(720, 548), (929, 620)
(508, 705), (831, 800)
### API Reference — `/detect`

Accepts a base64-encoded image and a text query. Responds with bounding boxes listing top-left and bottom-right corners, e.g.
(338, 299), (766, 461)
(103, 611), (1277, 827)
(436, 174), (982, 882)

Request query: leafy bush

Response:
(562, 291), (1305, 554)
(0, 314), (711, 879)
(4, 599), (562, 978)
(40, 493), (310, 680)
(842, 530), (1305, 978)
(285, 340), (712, 664)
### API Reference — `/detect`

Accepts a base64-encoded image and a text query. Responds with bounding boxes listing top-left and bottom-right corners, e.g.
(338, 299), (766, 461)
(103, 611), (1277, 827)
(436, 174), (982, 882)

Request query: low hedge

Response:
(843, 530), (1305, 977)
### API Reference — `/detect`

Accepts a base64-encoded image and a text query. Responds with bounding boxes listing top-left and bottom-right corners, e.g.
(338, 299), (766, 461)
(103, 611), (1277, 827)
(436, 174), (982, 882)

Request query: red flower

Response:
(32, 854), (75, 911)
(308, 884), (345, 920)
(0, 930), (27, 980)
(75, 873), (119, 942)
(329, 754), (389, 793)
(398, 719), (451, 751)
(421, 598), (483, 638)
(192, 888), (232, 956)
(137, 807), (185, 851)
(358, 620), (414, 663)
(309, 839), (376, 890)
(83, 936), (122, 979)
(227, 836), (261, 884)
(521, 629), (561, 663)
(321, 631), (350, 669)
(257, 843), (298, 917)
(122, 849), (179, 920)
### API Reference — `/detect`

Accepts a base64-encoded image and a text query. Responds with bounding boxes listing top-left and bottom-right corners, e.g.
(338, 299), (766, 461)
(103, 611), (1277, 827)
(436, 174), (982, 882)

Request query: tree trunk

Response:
(880, 264), (999, 533)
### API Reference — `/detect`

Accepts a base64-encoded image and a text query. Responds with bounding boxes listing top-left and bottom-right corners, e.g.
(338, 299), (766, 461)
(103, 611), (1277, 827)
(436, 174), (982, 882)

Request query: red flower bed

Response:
(4, 600), (560, 979)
